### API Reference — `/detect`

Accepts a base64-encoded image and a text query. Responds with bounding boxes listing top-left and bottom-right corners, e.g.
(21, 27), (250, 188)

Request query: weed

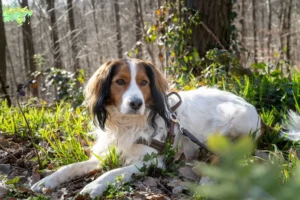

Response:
(93, 146), (122, 171)
(0, 101), (92, 167)
(102, 175), (134, 199)
(188, 135), (300, 200)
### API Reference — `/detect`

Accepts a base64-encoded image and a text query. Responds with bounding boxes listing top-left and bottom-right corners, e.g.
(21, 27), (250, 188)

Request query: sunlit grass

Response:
(0, 101), (93, 167)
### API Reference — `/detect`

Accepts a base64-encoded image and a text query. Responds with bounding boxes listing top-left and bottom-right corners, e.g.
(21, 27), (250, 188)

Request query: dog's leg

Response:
(79, 158), (162, 198)
(31, 159), (99, 192)
(80, 144), (163, 198)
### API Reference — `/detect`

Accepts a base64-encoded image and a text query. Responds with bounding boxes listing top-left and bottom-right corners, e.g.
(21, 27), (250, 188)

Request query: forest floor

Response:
(0, 101), (207, 200)
(0, 132), (206, 200)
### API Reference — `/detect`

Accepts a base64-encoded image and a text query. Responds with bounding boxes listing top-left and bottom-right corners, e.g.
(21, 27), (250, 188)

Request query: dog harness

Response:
(136, 92), (211, 154)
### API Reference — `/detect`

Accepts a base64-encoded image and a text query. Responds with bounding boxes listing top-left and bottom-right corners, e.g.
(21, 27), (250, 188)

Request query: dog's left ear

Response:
(144, 61), (168, 94)
(143, 61), (169, 129)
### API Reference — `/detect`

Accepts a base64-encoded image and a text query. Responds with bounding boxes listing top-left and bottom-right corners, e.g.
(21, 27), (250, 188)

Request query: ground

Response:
(0, 132), (207, 200)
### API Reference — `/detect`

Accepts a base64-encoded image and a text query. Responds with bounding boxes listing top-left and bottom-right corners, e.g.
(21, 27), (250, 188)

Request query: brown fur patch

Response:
(109, 63), (131, 108)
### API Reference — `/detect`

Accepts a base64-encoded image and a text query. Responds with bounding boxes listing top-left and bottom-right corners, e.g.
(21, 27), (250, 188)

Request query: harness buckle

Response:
(170, 113), (179, 123)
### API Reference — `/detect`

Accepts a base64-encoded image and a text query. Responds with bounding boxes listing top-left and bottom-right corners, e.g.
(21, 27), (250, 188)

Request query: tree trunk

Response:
(260, 1), (265, 60)
(137, 0), (155, 65)
(21, 0), (38, 97)
(46, 0), (63, 69)
(286, 0), (293, 78)
(267, 0), (272, 65)
(67, 0), (80, 73)
(185, 0), (233, 56)
(252, 0), (258, 64)
(91, 0), (103, 64)
(114, 0), (123, 58)
(0, 0), (11, 106)
(241, 0), (247, 66)
(135, 0), (143, 59)
(0, 0), (7, 85)
(82, 1), (91, 75)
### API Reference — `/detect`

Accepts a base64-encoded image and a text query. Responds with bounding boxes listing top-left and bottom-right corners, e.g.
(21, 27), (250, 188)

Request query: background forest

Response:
(0, 0), (299, 102)
(1, 0), (300, 199)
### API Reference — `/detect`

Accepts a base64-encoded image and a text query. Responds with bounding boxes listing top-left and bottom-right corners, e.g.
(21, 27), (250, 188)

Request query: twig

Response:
(0, 144), (19, 162)
(156, 179), (172, 195)
(15, 96), (42, 168)
(199, 21), (226, 50)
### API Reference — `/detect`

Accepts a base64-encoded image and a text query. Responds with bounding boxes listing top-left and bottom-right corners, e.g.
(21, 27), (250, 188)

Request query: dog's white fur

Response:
(31, 59), (300, 198)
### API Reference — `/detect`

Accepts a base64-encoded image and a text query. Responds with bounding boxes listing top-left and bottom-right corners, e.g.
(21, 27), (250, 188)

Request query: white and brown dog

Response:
(31, 58), (300, 198)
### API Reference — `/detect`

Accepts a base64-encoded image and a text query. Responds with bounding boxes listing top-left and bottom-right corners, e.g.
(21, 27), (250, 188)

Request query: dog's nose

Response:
(129, 98), (143, 110)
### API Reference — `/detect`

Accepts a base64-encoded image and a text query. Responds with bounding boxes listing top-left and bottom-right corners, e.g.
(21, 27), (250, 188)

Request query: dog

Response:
(31, 58), (300, 198)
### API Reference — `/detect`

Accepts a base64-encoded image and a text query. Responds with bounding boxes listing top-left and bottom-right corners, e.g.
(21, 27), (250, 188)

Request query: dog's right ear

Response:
(84, 61), (117, 130)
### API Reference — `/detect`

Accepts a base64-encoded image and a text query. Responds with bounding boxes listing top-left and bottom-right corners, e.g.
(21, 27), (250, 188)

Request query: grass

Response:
(0, 100), (92, 167)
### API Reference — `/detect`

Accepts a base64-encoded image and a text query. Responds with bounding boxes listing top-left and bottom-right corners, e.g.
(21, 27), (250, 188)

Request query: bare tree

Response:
(286, 0), (293, 78)
(267, 0), (272, 64)
(0, 0), (11, 106)
(91, 0), (103, 63)
(46, 0), (63, 69)
(67, 0), (80, 72)
(286, 0), (292, 62)
(241, 0), (247, 65)
(135, 0), (143, 59)
(252, 0), (258, 64)
(114, 0), (123, 58)
(0, 0), (7, 84)
(21, 0), (38, 97)
(260, 1), (265, 60)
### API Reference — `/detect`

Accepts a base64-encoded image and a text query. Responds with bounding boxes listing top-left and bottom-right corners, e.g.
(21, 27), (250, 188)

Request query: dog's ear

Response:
(143, 62), (169, 129)
(84, 61), (117, 130)
(144, 61), (168, 94)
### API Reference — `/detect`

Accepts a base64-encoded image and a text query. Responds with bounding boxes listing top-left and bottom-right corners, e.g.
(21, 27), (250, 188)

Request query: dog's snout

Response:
(129, 98), (143, 110)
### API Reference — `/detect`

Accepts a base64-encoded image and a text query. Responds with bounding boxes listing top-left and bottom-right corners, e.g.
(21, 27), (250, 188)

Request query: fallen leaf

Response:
(179, 166), (200, 181)
(0, 164), (11, 175)
(143, 177), (157, 187)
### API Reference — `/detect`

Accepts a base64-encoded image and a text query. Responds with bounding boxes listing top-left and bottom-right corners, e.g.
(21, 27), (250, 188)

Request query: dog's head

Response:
(85, 59), (169, 130)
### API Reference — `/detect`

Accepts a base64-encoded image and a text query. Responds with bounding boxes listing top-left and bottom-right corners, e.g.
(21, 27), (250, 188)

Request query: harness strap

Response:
(136, 91), (212, 154)
(166, 92), (182, 145)
(181, 128), (210, 152)
(167, 92), (182, 112)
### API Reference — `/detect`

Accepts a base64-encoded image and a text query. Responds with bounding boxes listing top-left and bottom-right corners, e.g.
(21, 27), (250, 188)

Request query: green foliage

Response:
(163, 141), (185, 176)
(150, 2), (201, 77)
(4, 176), (20, 186)
(32, 67), (85, 108)
(3, 5), (33, 25)
(102, 175), (134, 199)
(188, 135), (300, 200)
(137, 152), (161, 177)
(0, 101), (92, 167)
(137, 143), (185, 177)
(93, 146), (122, 171)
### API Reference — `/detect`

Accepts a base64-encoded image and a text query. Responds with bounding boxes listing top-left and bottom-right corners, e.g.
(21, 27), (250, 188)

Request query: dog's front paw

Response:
(31, 176), (58, 193)
(80, 182), (107, 198)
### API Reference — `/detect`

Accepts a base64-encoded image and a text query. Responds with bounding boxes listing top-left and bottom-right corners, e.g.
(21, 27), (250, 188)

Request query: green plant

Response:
(32, 67), (85, 108)
(0, 101), (92, 167)
(93, 146), (122, 172)
(137, 152), (161, 177)
(3, 5), (33, 25)
(102, 175), (134, 199)
(188, 135), (300, 200)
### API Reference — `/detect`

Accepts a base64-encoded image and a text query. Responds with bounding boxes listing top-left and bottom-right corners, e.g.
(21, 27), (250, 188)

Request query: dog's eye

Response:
(141, 80), (148, 86)
(116, 79), (126, 85)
